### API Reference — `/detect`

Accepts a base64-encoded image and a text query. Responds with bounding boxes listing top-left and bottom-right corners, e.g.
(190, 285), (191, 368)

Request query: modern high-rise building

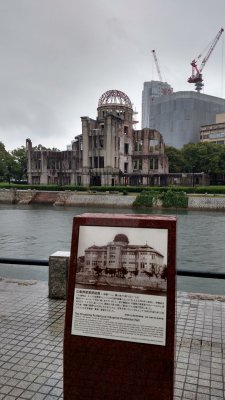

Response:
(142, 81), (173, 129)
(142, 86), (225, 149)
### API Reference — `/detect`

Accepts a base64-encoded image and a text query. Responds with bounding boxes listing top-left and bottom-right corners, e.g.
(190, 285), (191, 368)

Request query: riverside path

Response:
(0, 278), (225, 399)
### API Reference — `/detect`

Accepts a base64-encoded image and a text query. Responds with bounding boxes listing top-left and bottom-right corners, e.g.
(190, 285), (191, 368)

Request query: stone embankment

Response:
(188, 194), (225, 209)
(0, 189), (134, 207)
(1, 188), (225, 209)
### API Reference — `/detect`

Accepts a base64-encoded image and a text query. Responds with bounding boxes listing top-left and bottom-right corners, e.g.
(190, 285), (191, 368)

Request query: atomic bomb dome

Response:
(98, 90), (133, 109)
(27, 86), (169, 188)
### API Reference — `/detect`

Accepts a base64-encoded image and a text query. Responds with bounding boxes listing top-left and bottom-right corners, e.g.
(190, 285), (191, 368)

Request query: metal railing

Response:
(0, 257), (48, 266)
(0, 257), (225, 279)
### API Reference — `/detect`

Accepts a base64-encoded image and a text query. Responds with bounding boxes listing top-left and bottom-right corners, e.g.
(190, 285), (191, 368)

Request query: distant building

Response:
(142, 90), (225, 148)
(142, 81), (173, 129)
(26, 89), (168, 186)
(200, 113), (225, 144)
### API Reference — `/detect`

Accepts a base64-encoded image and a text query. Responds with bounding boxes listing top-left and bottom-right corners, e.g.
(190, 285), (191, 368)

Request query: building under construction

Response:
(142, 87), (225, 148)
(26, 90), (169, 187)
(142, 29), (225, 149)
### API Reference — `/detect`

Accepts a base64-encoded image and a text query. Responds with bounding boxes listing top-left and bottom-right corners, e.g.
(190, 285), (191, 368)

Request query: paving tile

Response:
(0, 385), (12, 395)
(196, 393), (210, 399)
(49, 387), (63, 397)
(31, 394), (46, 400)
(8, 387), (24, 397)
(186, 376), (198, 385)
(182, 390), (196, 399)
(211, 374), (223, 382)
(210, 388), (224, 397)
(20, 390), (36, 399)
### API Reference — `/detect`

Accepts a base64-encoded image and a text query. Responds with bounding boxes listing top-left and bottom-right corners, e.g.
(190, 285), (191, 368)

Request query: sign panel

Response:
(64, 213), (176, 400)
(72, 288), (167, 345)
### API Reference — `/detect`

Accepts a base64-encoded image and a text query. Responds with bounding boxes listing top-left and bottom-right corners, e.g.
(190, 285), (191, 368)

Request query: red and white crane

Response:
(188, 27), (224, 92)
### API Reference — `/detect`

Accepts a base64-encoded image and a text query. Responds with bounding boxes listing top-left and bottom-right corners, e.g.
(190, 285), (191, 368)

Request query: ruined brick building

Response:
(26, 90), (168, 186)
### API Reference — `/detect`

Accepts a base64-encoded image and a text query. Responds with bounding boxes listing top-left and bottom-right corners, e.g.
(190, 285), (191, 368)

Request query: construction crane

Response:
(188, 27), (224, 92)
(152, 50), (173, 95)
(152, 49), (163, 82)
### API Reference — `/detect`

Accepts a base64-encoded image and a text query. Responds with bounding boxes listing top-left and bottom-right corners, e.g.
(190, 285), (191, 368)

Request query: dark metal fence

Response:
(0, 257), (48, 266)
(0, 257), (225, 279)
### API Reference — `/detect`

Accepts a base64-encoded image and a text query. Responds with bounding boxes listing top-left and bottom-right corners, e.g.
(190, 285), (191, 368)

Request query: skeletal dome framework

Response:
(98, 90), (133, 109)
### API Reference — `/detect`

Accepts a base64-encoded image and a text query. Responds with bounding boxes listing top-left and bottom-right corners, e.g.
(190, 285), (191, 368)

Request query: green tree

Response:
(181, 143), (200, 172)
(165, 146), (185, 172)
(0, 142), (12, 182)
(181, 142), (225, 174)
(166, 142), (225, 174)
(10, 146), (27, 181)
(33, 144), (47, 150)
(32, 144), (60, 151)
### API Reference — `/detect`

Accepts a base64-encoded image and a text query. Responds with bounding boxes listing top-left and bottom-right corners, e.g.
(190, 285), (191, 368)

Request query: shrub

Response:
(160, 190), (188, 208)
(133, 190), (188, 208)
(133, 192), (156, 208)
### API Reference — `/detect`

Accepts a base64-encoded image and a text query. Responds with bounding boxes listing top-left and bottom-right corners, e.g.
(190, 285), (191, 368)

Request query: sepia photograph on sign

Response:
(75, 225), (168, 295)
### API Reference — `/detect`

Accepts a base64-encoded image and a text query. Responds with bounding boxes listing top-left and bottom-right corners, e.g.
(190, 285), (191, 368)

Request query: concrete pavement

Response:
(0, 279), (225, 399)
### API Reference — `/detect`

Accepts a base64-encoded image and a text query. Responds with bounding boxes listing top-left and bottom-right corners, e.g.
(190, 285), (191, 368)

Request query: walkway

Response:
(0, 279), (224, 399)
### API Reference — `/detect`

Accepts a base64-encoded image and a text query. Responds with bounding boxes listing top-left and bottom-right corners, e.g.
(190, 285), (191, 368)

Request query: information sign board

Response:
(64, 213), (176, 400)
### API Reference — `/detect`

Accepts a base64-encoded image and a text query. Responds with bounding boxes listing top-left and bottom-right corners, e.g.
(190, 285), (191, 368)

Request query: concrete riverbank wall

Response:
(0, 189), (135, 207)
(1, 188), (225, 210)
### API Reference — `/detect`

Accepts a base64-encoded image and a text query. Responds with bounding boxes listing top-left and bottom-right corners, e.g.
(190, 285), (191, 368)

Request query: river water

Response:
(0, 204), (225, 295)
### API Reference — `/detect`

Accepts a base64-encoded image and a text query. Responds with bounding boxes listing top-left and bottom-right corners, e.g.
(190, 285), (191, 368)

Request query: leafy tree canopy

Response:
(0, 142), (13, 182)
(10, 146), (27, 180)
(166, 142), (225, 174)
(165, 146), (185, 173)
(0, 143), (27, 182)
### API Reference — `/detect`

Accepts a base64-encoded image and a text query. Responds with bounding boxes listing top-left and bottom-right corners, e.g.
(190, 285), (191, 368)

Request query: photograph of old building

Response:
(76, 232), (167, 293)
(26, 89), (168, 186)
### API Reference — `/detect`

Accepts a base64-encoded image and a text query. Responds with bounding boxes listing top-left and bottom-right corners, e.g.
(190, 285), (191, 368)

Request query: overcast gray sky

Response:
(1, 0), (225, 151)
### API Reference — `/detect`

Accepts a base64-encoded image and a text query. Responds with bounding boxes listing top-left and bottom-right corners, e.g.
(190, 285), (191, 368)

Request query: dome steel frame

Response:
(98, 90), (133, 109)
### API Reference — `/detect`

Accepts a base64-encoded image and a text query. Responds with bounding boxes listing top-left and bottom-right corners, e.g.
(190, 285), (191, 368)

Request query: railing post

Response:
(49, 251), (70, 299)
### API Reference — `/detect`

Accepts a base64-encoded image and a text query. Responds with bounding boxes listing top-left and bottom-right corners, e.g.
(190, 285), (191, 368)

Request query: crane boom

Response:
(199, 27), (224, 73)
(188, 27), (224, 92)
(152, 49), (163, 81)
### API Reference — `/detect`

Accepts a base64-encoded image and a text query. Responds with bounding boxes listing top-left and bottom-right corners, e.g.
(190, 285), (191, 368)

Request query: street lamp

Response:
(192, 166), (195, 187)
(89, 168), (92, 187)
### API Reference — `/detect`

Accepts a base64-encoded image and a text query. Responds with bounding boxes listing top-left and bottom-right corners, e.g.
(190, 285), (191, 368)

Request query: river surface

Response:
(0, 204), (225, 295)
